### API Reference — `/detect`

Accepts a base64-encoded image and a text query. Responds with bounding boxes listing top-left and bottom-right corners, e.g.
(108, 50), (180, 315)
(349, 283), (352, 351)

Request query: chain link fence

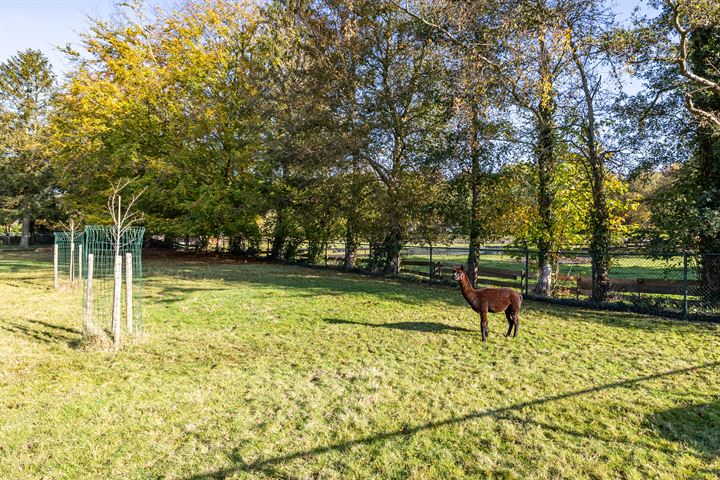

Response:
(53, 231), (84, 287)
(143, 235), (719, 321)
(277, 242), (719, 321)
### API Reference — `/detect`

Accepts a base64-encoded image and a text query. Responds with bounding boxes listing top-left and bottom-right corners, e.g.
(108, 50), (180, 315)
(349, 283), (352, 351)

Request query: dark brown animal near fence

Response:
(452, 266), (523, 342)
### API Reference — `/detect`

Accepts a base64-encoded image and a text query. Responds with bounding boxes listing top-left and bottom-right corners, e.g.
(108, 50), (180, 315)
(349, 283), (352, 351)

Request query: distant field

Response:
(1, 250), (719, 479)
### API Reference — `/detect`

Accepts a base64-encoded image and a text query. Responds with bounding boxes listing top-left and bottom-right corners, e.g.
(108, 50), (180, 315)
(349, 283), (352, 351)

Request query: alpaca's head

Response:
(452, 265), (464, 281)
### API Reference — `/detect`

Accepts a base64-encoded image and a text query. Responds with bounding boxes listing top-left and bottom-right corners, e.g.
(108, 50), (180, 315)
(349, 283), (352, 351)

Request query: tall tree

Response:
(562, 0), (620, 301)
(0, 50), (56, 248)
(625, 0), (720, 297)
(400, 0), (573, 293)
(52, 1), (265, 244)
(363, 7), (452, 273)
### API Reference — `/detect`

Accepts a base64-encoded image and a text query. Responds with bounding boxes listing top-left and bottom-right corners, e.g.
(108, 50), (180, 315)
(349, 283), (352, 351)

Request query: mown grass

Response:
(1, 250), (720, 479)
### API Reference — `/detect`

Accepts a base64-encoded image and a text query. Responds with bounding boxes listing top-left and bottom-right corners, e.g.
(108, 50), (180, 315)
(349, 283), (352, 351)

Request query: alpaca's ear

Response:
(459, 265), (464, 271)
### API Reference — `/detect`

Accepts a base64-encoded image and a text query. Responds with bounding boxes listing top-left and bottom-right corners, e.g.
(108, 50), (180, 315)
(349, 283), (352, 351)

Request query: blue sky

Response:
(0, 0), (118, 75)
(1, 0), (652, 77)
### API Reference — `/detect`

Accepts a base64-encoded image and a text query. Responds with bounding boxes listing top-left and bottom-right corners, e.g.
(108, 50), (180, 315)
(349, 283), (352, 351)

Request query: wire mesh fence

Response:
(53, 231), (84, 287)
(82, 225), (145, 338)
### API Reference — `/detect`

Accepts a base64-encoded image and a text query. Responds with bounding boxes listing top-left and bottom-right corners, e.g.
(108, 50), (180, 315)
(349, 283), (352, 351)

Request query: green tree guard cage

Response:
(53, 231), (85, 285)
(82, 225), (145, 338)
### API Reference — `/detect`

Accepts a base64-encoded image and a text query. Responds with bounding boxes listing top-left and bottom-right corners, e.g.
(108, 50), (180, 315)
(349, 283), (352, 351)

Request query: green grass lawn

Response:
(1, 250), (720, 479)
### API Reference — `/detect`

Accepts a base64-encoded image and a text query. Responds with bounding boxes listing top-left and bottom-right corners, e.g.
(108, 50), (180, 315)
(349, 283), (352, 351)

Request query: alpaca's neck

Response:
(458, 273), (477, 304)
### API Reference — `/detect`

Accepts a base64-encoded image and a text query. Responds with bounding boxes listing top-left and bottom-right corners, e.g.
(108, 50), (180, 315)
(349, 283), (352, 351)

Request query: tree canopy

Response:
(2, 0), (718, 295)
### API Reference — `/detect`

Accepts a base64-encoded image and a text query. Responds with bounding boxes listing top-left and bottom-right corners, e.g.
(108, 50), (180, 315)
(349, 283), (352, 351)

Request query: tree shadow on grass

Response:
(27, 318), (80, 335)
(324, 317), (475, 333)
(146, 260), (449, 308)
(144, 259), (713, 331)
(148, 285), (232, 304)
(180, 361), (720, 479)
(535, 303), (711, 333)
(0, 261), (48, 273)
(647, 400), (720, 459)
(0, 320), (80, 346)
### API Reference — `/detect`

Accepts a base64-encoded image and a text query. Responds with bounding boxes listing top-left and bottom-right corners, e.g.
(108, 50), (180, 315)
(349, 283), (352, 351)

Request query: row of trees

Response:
(1, 0), (718, 299)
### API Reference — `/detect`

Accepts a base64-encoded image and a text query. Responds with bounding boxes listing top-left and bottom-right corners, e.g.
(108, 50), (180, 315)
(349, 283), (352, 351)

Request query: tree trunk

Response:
(689, 28), (720, 299)
(307, 240), (323, 265)
(571, 44), (611, 302)
(466, 101), (483, 287)
(19, 197), (30, 249)
(112, 254), (122, 351)
(382, 205), (403, 276)
(534, 116), (555, 295)
(343, 224), (357, 270)
(699, 251), (720, 301)
(697, 133), (720, 300)
(533, 36), (556, 296)
(589, 160), (611, 302)
(270, 212), (287, 260)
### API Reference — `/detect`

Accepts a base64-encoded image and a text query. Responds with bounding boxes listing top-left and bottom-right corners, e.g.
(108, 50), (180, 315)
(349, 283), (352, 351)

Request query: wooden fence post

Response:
(84, 254), (94, 335)
(683, 253), (689, 319)
(429, 245), (433, 284)
(126, 253), (133, 335)
(113, 254), (122, 350)
(524, 248), (530, 295)
(69, 241), (75, 282)
(78, 244), (83, 281)
(53, 244), (59, 289)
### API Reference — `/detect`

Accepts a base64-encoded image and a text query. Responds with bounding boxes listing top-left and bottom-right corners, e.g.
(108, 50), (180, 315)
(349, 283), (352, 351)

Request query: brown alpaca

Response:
(453, 265), (523, 342)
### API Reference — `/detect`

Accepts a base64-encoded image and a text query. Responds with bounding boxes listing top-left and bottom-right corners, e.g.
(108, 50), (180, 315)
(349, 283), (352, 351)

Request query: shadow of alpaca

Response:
(324, 317), (475, 333)
(647, 400), (720, 458)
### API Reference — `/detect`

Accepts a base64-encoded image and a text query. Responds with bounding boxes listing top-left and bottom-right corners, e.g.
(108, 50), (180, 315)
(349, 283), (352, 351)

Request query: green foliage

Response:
(0, 50), (58, 242)
(51, 1), (264, 238)
(16, 0), (712, 261)
(507, 155), (638, 251)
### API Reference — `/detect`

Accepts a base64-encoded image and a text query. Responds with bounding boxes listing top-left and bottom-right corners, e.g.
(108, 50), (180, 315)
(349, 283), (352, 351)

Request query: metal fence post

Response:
(368, 243), (372, 272)
(683, 252), (689, 319)
(324, 243), (328, 268)
(524, 248), (529, 295)
(591, 251), (596, 303)
(429, 244), (433, 284)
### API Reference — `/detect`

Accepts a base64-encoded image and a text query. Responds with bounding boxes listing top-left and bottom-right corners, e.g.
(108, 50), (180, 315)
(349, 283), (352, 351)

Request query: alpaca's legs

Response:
(480, 310), (488, 341)
(504, 309), (513, 337)
(513, 312), (520, 337)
